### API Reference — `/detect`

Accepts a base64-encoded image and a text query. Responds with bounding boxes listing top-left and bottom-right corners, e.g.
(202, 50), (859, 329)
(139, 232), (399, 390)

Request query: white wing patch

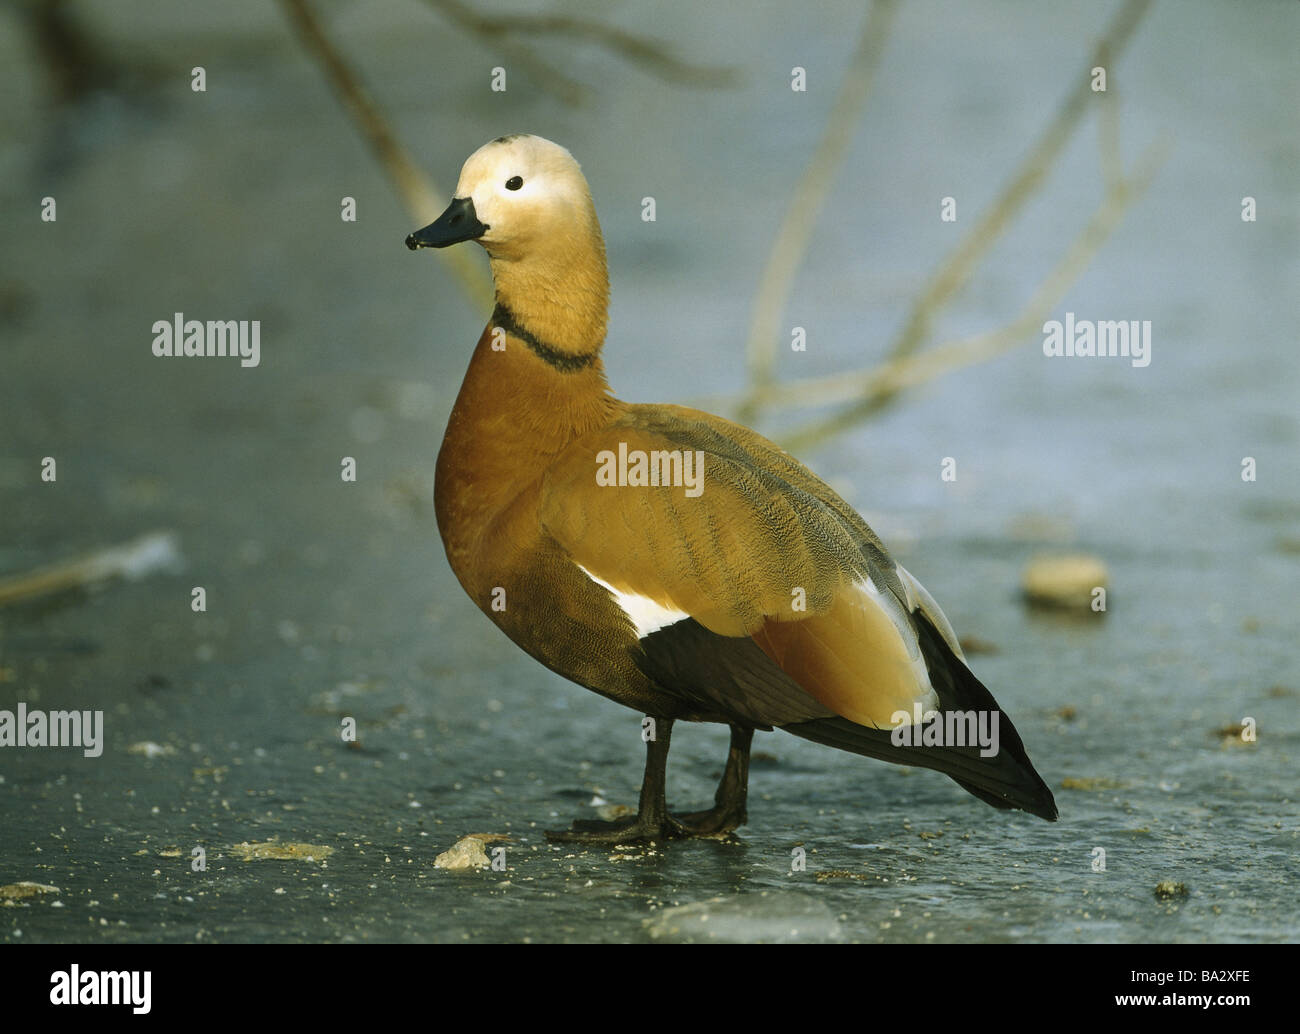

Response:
(578, 565), (689, 638)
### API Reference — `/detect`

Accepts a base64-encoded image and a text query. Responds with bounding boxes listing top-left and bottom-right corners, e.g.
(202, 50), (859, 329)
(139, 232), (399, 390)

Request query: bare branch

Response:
(775, 138), (1170, 453)
(422, 0), (740, 89)
(422, 0), (589, 104)
(279, 0), (493, 310)
(20, 0), (122, 103)
(862, 0), (1154, 415)
(737, 0), (899, 421)
(0, 531), (182, 607)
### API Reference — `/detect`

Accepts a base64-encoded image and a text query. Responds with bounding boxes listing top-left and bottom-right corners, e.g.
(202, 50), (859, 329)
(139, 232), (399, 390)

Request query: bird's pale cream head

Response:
(406, 134), (611, 356)
(406, 134), (600, 262)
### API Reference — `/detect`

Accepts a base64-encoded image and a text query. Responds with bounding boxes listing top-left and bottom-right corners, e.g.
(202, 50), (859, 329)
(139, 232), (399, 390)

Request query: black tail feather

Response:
(784, 612), (1058, 821)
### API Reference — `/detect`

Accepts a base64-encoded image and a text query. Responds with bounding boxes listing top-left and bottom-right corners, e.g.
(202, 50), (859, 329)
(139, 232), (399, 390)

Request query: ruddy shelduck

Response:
(407, 134), (1057, 842)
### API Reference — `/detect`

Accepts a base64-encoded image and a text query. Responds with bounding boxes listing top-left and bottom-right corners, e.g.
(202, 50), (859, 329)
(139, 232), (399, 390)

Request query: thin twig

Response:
(22, 0), (122, 102)
(422, 0), (740, 89)
(423, 0), (589, 104)
(726, 0), (1154, 441)
(0, 531), (182, 607)
(775, 138), (1170, 453)
(738, 0), (899, 421)
(854, 0), (1153, 419)
(279, 0), (493, 310)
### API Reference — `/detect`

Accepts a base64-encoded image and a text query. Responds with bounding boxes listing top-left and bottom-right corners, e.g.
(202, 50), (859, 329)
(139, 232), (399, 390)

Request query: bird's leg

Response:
(545, 716), (685, 844)
(675, 723), (753, 835)
(545, 719), (755, 844)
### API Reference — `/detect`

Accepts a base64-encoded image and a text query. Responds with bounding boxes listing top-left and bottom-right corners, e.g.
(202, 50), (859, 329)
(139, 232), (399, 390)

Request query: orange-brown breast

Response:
(434, 320), (676, 716)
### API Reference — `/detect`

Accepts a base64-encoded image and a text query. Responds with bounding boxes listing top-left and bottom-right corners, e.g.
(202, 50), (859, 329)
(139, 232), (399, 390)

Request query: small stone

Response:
(435, 835), (491, 870)
(644, 894), (840, 943)
(229, 840), (334, 862)
(1154, 881), (1188, 900)
(0, 882), (60, 901)
(1021, 553), (1109, 611)
(1211, 722), (1255, 747)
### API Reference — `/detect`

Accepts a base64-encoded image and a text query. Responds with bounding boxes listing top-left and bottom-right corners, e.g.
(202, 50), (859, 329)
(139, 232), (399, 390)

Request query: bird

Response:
(406, 134), (1057, 843)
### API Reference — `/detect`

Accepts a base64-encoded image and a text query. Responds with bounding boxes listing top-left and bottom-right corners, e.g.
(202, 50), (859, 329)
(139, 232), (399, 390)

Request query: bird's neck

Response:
(441, 229), (618, 468)
(487, 230), (610, 365)
(435, 250), (619, 545)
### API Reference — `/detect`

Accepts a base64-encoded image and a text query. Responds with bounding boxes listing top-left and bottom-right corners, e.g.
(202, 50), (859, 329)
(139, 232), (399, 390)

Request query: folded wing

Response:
(542, 406), (940, 719)
(540, 403), (1056, 818)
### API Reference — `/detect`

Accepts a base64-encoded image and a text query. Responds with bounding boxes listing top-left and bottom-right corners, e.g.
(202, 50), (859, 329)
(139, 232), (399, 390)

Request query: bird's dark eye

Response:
(505, 176), (523, 191)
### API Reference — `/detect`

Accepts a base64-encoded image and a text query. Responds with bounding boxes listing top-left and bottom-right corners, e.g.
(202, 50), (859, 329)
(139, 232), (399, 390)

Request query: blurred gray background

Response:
(0, 0), (1296, 943)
